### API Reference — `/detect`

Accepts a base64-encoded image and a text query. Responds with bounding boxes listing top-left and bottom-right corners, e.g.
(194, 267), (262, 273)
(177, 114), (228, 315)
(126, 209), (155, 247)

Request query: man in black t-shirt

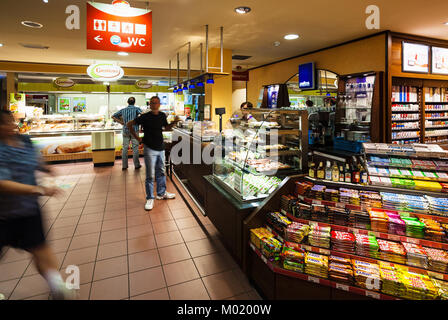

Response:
(127, 96), (180, 210)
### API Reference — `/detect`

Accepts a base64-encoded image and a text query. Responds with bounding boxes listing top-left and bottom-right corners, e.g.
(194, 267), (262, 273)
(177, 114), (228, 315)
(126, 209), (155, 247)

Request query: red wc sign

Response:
(86, 1), (152, 54)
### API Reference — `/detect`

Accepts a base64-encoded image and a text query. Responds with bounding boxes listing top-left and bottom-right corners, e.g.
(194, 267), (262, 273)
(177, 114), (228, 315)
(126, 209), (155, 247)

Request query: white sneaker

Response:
(50, 284), (78, 300)
(145, 199), (154, 210)
(156, 192), (175, 200)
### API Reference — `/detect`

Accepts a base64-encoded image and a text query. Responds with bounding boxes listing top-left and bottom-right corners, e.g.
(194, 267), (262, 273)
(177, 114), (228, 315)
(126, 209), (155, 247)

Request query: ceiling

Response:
(1, 0), (448, 72)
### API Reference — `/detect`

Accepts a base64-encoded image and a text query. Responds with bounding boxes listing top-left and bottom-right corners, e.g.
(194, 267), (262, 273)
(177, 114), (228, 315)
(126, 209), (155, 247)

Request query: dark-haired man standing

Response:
(127, 96), (180, 210)
(112, 97), (142, 170)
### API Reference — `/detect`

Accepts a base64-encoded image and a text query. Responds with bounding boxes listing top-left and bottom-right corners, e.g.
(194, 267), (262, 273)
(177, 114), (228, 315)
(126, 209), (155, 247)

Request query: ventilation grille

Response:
(232, 55), (251, 60)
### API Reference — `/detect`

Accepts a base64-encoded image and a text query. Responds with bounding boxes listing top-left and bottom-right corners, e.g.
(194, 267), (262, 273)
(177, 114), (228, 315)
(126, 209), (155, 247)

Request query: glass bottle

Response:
(345, 163), (351, 183)
(332, 162), (339, 182)
(317, 162), (325, 179)
(308, 159), (316, 178)
(325, 161), (332, 181)
(339, 165), (345, 182)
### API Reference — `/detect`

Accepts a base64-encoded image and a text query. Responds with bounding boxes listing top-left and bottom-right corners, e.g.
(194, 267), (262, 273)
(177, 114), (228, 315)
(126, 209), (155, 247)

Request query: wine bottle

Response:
(339, 165), (345, 182)
(351, 158), (360, 184)
(345, 163), (351, 183)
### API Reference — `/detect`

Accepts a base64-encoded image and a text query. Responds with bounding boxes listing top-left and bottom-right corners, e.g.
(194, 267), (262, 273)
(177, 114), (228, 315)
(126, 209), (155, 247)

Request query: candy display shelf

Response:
(304, 176), (447, 198)
(288, 197), (448, 227)
(264, 224), (448, 283)
(249, 242), (399, 300)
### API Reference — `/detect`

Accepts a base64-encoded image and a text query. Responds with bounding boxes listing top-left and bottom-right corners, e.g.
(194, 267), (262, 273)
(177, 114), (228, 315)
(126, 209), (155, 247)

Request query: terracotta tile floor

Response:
(0, 160), (261, 300)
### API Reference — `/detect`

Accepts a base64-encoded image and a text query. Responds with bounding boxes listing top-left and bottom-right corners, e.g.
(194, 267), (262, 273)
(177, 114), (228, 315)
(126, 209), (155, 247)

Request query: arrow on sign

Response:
(94, 35), (103, 43)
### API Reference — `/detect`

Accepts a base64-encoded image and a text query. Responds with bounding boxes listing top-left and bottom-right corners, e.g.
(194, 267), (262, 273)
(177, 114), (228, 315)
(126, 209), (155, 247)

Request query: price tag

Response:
(352, 229), (359, 234)
(336, 202), (345, 209)
(428, 272), (443, 280)
(250, 243), (255, 251)
(319, 248), (330, 255)
(407, 238), (419, 245)
(388, 234), (400, 241)
(281, 209), (287, 215)
(312, 200), (322, 205)
(277, 235), (284, 243)
(303, 245), (312, 251)
(309, 221), (318, 228)
(365, 291), (380, 299)
(266, 226), (272, 233)
(261, 256), (268, 264)
(308, 276), (320, 284)
(336, 283), (349, 292)
(298, 195), (304, 200)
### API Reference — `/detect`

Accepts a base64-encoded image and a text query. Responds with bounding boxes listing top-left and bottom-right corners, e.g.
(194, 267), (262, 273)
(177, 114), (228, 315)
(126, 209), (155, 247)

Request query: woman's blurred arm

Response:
(0, 180), (59, 196)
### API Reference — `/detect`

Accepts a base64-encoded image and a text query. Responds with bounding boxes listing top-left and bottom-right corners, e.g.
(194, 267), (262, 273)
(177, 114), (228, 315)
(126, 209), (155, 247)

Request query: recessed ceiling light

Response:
(21, 21), (43, 28)
(235, 6), (251, 14)
(0, 44), (3, 47)
(273, 41), (281, 47)
(445, 22), (448, 25)
(117, 51), (129, 56)
(284, 34), (299, 40)
(43, 0), (48, 3)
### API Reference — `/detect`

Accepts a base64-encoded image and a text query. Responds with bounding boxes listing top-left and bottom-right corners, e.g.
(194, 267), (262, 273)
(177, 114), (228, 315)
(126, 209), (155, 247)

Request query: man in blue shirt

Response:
(112, 97), (142, 170)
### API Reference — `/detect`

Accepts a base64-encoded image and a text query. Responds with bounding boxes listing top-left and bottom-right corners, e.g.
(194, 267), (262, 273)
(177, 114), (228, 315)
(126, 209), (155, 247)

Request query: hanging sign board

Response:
(402, 42), (429, 73)
(54, 77), (75, 88)
(87, 63), (124, 82)
(135, 79), (152, 89)
(232, 71), (249, 81)
(432, 46), (448, 75)
(86, 1), (152, 54)
(298, 62), (316, 90)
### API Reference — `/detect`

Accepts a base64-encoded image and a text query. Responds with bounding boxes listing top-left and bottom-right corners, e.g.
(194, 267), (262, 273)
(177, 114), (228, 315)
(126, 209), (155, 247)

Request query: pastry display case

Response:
(213, 109), (308, 202)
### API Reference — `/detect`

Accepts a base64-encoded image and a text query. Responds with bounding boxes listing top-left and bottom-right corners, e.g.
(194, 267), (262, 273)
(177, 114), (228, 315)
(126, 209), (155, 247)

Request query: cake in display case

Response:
(213, 108), (308, 202)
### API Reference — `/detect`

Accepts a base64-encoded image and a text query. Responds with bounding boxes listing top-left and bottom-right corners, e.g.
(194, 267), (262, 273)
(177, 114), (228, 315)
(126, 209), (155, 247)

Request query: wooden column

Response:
(204, 48), (233, 129)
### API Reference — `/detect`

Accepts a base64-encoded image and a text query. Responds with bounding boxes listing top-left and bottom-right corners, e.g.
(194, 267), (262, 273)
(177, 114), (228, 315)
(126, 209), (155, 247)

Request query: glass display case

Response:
(192, 121), (220, 141)
(213, 109), (308, 202)
(336, 73), (376, 142)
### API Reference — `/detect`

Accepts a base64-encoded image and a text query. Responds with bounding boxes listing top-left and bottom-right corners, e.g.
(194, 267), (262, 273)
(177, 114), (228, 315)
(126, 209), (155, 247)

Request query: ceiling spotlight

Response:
(117, 51), (128, 56)
(445, 22), (448, 25)
(21, 21), (43, 28)
(235, 6), (251, 14)
(273, 41), (281, 47)
(0, 44), (3, 47)
(43, 0), (48, 3)
(284, 34), (299, 40)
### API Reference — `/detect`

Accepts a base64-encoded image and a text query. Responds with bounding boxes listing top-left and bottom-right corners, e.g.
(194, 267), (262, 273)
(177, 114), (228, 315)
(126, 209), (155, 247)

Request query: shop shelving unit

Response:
(243, 175), (448, 300)
(391, 85), (421, 144)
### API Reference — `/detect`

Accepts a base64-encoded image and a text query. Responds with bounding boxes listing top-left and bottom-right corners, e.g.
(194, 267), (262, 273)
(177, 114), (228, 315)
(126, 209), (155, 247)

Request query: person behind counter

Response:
(240, 101), (255, 122)
(127, 96), (181, 211)
(0, 110), (75, 300)
(112, 97), (142, 171)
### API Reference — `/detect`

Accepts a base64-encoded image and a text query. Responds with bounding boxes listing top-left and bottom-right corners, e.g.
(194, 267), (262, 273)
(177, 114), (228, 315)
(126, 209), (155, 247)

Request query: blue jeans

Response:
(122, 133), (141, 169)
(144, 146), (166, 200)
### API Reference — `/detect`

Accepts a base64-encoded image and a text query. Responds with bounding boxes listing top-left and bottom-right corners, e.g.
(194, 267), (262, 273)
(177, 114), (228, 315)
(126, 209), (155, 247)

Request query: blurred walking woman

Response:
(0, 110), (73, 300)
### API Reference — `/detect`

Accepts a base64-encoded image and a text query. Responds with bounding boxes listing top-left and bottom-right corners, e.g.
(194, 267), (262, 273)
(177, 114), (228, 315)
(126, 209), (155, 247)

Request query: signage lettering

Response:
(65, 5), (80, 30)
(87, 63), (124, 82)
(86, 1), (152, 54)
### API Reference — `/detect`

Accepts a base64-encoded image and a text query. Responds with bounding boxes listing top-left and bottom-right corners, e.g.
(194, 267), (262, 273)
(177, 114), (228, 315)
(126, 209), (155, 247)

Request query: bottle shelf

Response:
(391, 102), (420, 105)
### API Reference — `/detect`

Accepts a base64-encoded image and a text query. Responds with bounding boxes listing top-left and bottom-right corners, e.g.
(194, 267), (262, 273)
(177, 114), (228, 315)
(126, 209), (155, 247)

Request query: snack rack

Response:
(243, 175), (448, 300)
(363, 143), (448, 193)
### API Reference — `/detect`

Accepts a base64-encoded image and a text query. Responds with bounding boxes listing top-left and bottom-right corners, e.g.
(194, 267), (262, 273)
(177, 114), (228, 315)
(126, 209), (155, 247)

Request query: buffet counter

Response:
(171, 128), (214, 210)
